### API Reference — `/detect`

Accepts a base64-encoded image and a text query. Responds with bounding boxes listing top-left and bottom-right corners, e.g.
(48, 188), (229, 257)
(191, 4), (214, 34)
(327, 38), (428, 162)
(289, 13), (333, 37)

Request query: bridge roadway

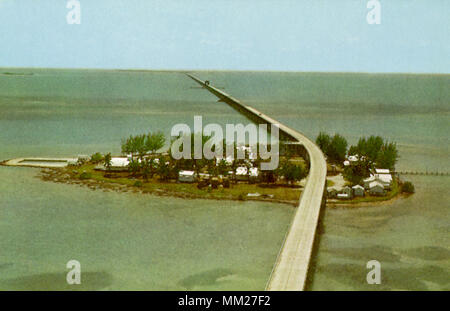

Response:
(187, 74), (327, 291)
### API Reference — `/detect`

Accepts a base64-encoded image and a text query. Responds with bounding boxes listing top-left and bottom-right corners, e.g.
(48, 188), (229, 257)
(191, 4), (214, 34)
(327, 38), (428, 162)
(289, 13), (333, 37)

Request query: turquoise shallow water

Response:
(0, 68), (448, 290)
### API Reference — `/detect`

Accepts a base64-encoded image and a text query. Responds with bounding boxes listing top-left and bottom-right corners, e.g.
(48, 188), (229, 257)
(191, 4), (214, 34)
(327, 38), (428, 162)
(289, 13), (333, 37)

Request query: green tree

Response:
(327, 134), (348, 163)
(145, 131), (166, 154)
(141, 158), (152, 181)
(103, 153), (112, 172)
(278, 160), (307, 184)
(193, 158), (208, 176)
(217, 159), (229, 176)
(376, 142), (398, 170)
(316, 132), (331, 155)
(127, 159), (141, 176)
(122, 132), (166, 160)
(261, 169), (278, 184)
(401, 181), (415, 193)
(366, 136), (384, 163)
(342, 161), (371, 185)
(135, 134), (147, 160)
(348, 145), (359, 157)
(350, 136), (384, 163)
(121, 135), (139, 157)
(90, 152), (104, 164)
(157, 158), (170, 181)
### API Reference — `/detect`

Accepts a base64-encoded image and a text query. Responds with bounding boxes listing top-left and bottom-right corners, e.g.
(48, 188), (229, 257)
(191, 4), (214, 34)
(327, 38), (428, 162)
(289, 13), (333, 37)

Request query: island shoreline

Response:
(33, 166), (406, 208)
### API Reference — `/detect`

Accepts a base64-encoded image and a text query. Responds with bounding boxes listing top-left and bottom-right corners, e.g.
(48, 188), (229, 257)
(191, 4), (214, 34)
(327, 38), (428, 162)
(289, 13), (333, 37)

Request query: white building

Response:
(348, 155), (359, 162)
(98, 157), (130, 171)
(375, 173), (393, 189)
(249, 167), (260, 182)
(363, 175), (377, 189)
(375, 168), (390, 174)
(352, 185), (365, 197)
(198, 173), (210, 180)
(236, 166), (249, 181)
(178, 170), (196, 183)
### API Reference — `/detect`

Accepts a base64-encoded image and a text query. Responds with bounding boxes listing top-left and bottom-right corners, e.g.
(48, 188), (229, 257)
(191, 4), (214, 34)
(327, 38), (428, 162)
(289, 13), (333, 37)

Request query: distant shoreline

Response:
(0, 66), (448, 76)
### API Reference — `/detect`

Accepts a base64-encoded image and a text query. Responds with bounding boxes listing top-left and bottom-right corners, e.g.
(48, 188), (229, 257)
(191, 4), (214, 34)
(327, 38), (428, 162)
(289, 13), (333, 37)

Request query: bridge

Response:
(186, 74), (327, 291)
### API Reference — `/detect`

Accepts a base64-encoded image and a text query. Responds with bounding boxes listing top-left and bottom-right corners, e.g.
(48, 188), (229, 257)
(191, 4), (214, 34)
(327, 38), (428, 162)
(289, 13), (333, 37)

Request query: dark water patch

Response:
(324, 246), (401, 263)
(0, 271), (113, 291)
(179, 268), (234, 290)
(317, 263), (449, 290)
(401, 246), (450, 261)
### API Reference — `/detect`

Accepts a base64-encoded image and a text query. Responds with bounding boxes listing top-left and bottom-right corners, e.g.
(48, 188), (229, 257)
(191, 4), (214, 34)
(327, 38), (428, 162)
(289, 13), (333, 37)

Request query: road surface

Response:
(187, 74), (327, 291)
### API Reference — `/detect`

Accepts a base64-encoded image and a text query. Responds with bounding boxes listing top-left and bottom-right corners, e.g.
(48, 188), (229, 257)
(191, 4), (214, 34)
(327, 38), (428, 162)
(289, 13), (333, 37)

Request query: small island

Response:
(36, 132), (310, 206)
(315, 132), (415, 207)
(3, 131), (414, 208)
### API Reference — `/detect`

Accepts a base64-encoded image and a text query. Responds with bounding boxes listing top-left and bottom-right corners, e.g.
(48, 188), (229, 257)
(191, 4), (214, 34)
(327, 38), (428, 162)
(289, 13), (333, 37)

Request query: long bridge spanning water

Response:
(187, 74), (327, 291)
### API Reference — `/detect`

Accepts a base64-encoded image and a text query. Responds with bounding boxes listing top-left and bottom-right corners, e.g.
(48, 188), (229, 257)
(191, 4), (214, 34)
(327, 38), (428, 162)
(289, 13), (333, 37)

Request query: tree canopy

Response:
(348, 135), (398, 170)
(376, 142), (398, 170)
(316, 132), (331, 155)
(278, 160), (307, 184)
(316, 132), (348, 163)
(122, 131), (166, 158)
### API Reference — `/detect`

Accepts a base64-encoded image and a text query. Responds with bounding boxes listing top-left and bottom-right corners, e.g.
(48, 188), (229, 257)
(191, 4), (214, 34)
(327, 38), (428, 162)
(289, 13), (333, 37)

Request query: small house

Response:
(178, 170), (196, 183)
(67, 159), (78, 166)
(236, 166), (249, 181)
(352, 185), (365, 197)
(348, 155), (359, 162)
(327, 187), (338, 199)
(77, 154), (90, 165)
(342, 186), (353, 198)
(375, 168), (390, 174)
(369, 181), (385, 195)
(363, 175), (377, 189)
(98, 157), (130, 171)
(375, 173), (392, 189)
(198, 172), (210, 180)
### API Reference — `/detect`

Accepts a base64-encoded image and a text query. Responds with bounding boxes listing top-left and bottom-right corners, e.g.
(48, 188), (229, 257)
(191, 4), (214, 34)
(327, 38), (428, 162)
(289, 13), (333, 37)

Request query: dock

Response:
(2, 157), (78, 168)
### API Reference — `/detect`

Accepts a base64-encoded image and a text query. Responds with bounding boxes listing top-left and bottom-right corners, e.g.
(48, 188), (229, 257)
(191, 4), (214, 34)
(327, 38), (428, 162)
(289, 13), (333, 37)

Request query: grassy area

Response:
(57, 164), (302, 205)
(326, 179), (335, 187)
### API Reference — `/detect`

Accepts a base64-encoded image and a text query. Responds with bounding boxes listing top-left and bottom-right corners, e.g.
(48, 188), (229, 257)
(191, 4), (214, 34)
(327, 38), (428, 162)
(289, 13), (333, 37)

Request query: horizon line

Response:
(1, 66), (449, 76)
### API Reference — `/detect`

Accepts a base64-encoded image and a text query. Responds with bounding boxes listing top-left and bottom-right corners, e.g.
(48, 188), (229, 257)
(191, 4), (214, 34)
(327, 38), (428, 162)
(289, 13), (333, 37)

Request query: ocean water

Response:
(310, 175), (450, 291)
(0, 166), (293, 290)
(0, 68), (448, 290)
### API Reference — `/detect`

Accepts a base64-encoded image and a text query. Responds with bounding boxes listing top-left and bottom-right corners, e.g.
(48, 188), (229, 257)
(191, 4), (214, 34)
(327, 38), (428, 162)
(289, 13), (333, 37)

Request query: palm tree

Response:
(104, 153), (112, 173)
(146, 131), (166, 154)
(127, 159), (141, 177)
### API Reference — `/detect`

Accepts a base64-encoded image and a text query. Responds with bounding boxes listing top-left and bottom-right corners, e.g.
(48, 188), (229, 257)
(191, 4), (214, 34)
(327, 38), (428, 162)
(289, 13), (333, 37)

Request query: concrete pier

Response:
(187, 74), (327, 291)
(2, 157), (77, 168)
